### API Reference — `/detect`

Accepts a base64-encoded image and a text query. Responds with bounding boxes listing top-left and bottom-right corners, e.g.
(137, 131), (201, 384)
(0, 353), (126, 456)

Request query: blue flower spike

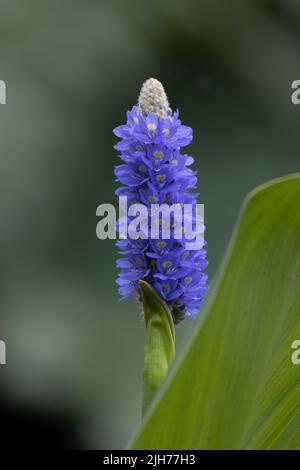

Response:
(114, 79), (208, 414)
(114, 78), (208, 324)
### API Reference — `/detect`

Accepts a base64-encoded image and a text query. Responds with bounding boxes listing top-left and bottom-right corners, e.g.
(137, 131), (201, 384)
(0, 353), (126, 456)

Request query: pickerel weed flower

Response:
(114, 78), (208, 323)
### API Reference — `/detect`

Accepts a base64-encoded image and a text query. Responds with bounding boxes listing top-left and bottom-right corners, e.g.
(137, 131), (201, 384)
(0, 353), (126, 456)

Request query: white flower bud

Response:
(138, 78), (170, 119)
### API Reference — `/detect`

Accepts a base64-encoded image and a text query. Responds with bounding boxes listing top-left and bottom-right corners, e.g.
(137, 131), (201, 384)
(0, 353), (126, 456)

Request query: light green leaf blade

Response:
(131, 174), (300, 450)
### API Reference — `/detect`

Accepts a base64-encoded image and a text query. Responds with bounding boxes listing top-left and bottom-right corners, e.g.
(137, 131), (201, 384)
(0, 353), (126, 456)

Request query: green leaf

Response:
(131, 174), (300, 449)
(139, 280), (175, 416)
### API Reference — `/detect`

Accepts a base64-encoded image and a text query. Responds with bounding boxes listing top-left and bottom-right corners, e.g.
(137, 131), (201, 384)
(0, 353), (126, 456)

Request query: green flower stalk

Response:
(139, 280), (175, 415)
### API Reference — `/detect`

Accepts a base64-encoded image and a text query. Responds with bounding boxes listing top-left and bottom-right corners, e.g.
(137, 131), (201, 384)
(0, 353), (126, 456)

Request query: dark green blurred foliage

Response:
(0, 0), (299, 448)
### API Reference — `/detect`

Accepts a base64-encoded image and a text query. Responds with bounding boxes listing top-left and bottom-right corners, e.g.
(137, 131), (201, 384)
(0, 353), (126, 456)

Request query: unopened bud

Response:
(138, 78), (170, 119)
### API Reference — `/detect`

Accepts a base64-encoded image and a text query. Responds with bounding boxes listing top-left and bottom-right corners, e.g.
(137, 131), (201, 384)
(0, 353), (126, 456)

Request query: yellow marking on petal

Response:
(157, 241), (166, 248)
(139, 165), (147, 173)
(148, 196), (159, 202)
(154, 151), (164, 159)
(162, 283), (170, 291)
(171, 159), (178, 165)
(163, 261), (173, 268)
(147, 123), (157, 131)
(163, 128), (170, 135)
(133, 117), (139, 124)
(156, 174), (166, 182)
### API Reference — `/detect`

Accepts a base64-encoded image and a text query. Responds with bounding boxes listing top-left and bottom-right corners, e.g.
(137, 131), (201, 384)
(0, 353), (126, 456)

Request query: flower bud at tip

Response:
(138, 78), (170, 119)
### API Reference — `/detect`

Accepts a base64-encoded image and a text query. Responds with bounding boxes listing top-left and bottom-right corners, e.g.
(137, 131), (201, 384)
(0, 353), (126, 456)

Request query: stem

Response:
(139, 280), (175, 417)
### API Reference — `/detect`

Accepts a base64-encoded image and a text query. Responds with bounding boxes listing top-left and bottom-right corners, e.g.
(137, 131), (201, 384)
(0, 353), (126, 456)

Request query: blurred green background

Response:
(0, 0), (299, 449)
